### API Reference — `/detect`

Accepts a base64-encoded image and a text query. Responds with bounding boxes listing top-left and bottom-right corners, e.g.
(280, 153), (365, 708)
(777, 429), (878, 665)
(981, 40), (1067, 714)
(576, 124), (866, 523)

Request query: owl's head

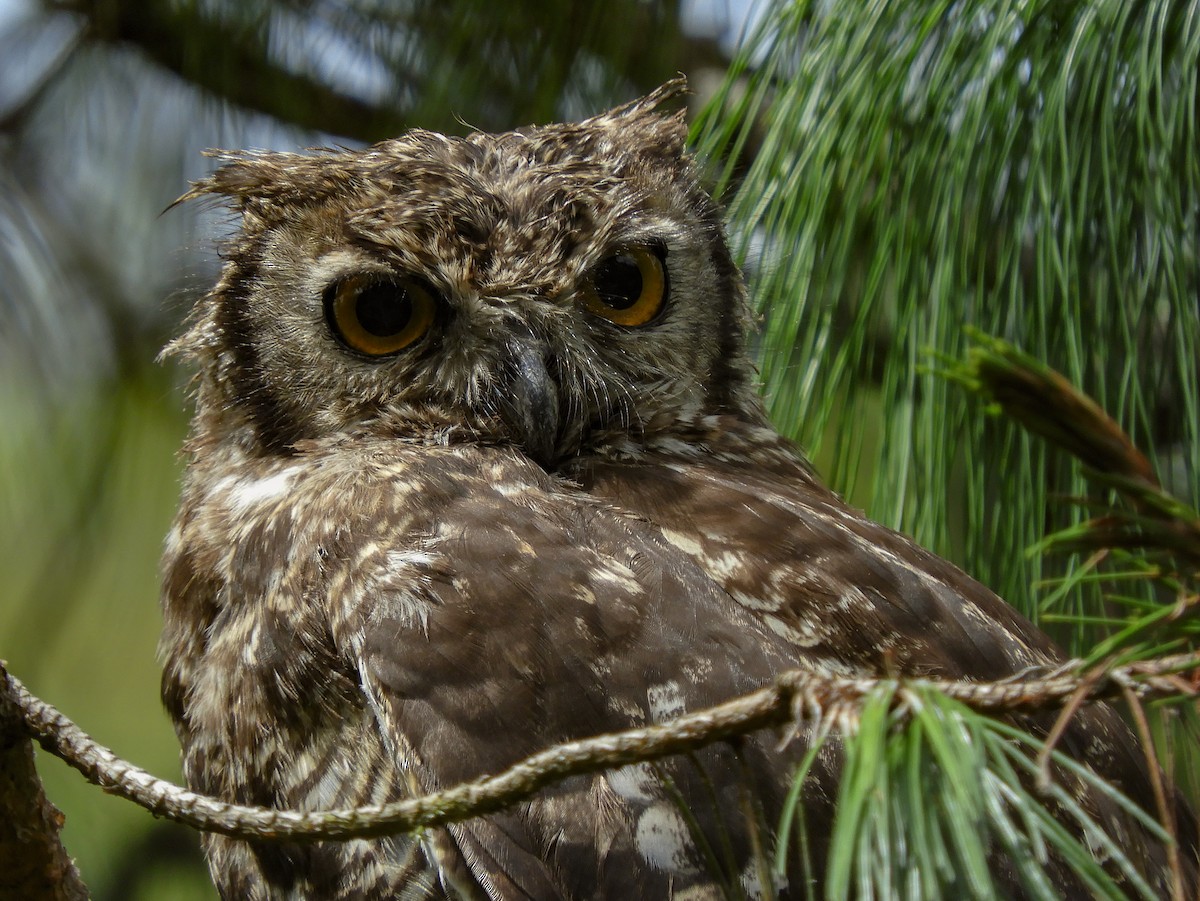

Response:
(171, 79), (765, 468)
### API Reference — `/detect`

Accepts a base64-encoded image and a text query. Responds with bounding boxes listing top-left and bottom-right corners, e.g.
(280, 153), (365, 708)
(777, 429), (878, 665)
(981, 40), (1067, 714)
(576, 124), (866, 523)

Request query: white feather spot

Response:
(162, 523), (183, 557)
(227, 469), (295, 510)
(701, 548), (743, 581)
(591, 561), (640, 594)
(647, 680), (685, 721)
(386, 549), (436, 569)
(354, 540), (383, 566)
(765, 608), (828, 647)
(607, 694), (645, 721)
(660, 528), (704, 558)
(241, 622), (262, 664)
(764, 614), (810, 645)
(635, 804), (697, 873)
(606, 763), (658, 803)
(730, 587), (782, 613)
(572, 584), (597, 605)
(835, 585), (870, 611)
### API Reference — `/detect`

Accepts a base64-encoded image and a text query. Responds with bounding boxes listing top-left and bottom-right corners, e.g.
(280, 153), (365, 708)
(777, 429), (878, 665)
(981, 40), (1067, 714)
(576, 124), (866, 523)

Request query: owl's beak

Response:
(499, 335), (559, 469)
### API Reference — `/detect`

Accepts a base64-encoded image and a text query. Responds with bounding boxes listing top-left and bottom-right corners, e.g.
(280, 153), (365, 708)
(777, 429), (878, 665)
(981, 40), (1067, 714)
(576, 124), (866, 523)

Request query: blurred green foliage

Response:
(0, 374), (198, 896)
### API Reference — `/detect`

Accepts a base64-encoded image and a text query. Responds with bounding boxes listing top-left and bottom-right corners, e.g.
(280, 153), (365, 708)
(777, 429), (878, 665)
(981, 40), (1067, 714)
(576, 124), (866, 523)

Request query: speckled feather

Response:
(161, 80), (1195, 898)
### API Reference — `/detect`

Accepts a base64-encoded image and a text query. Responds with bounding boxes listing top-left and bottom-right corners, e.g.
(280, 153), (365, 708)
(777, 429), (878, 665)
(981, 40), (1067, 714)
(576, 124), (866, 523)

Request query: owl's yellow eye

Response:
(325, 275), (437, 356)
(580, 245), (667, 327)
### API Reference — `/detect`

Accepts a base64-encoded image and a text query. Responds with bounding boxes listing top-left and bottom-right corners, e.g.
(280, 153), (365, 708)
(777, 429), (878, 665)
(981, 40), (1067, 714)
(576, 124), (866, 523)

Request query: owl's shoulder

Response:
(570, 417), (1064, 680)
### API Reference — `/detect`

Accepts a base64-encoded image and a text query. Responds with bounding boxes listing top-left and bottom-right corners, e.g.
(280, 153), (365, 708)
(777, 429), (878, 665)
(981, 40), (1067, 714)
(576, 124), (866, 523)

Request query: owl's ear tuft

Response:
(169, 149), (349, 218)
(591, 77), (690, 157)
(608, 76), (690, 119)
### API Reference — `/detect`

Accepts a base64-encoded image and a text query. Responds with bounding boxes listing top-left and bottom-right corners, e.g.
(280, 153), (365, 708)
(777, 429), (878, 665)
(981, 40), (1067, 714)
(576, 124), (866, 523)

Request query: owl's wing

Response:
(572, 444), (1061, 679)
(331, 442), (817, 899)
(567, 430), (1197, 891)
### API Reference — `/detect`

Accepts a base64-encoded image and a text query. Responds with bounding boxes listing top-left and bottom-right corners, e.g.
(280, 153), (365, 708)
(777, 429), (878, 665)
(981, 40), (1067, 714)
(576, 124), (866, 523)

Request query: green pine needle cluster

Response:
(810, 686), (1168, 900)
(693, 0), (1200, 897)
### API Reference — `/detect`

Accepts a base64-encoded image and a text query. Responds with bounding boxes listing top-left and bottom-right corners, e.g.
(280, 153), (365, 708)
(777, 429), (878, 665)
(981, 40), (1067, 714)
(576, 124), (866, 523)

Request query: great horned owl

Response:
(160, 81), (1193, 899)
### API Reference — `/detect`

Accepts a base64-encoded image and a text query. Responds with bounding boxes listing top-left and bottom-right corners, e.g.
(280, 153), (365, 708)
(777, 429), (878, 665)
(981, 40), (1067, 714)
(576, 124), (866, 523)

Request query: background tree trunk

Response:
(0, 665), (89, 901)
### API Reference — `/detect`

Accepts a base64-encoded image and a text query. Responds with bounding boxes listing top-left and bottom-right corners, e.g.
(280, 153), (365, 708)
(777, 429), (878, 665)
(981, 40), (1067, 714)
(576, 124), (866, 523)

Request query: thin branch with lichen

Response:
(4, 652), (1197, 844)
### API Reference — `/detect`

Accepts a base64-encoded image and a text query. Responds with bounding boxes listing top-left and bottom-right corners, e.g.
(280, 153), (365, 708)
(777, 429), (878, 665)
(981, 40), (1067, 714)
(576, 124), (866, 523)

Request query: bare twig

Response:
(1035, 665), (1107, 791)
(1120, 683), (1185, 900)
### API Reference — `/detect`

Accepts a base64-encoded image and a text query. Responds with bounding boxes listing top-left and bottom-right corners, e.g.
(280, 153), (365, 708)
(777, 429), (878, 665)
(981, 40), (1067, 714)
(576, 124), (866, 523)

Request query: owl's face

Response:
(174, 82), (760, 466)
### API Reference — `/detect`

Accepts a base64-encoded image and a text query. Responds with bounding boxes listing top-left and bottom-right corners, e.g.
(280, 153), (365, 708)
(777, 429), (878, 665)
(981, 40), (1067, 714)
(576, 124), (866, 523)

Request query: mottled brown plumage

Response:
(160, 81), (1193, 899)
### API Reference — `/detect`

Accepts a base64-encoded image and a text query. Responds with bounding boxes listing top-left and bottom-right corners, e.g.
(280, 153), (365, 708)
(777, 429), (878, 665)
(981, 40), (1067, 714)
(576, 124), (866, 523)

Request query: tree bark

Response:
(0, 663), (89, 901)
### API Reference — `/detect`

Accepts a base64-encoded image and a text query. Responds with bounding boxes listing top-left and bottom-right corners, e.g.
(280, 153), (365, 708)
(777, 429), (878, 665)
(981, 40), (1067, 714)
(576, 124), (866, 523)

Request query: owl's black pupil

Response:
(356, 283), (413, 336)
(593, 254), (643, 310)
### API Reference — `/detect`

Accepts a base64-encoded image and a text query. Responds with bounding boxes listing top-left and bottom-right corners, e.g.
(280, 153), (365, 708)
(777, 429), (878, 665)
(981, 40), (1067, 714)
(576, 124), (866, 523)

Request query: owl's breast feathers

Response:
(160, 416), (1191, 898)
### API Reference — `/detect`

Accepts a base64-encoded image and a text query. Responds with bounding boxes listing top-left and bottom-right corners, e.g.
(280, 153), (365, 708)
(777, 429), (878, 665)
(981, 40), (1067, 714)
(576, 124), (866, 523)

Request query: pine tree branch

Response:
(948, 330), (1161, 489)
(4, 652), (1198, 844)
(947, 332), (1200, 565)
(55, 0), (411, 141)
